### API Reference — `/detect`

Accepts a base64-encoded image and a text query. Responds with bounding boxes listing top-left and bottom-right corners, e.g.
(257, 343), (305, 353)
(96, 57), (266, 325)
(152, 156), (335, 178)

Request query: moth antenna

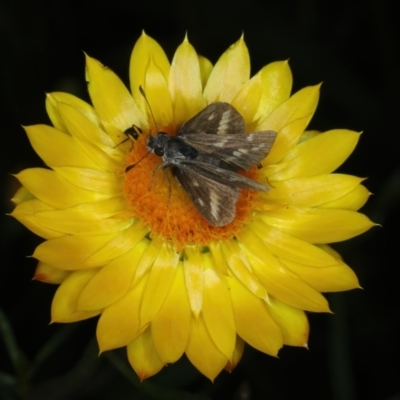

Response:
(126, 88), (161, 172)
(139, 85), (160, 136)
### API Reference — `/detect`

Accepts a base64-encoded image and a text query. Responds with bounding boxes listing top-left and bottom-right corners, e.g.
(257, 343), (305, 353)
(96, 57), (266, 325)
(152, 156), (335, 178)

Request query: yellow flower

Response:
(11, 32), (374, 381)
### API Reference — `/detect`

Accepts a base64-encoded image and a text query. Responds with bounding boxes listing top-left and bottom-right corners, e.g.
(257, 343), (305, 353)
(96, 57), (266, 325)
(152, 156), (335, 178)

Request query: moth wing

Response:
(179, 102), (245, 136)
(173, 166), (239, 226)
(181, 131), (277, 170)
(181, 160), (270, 192)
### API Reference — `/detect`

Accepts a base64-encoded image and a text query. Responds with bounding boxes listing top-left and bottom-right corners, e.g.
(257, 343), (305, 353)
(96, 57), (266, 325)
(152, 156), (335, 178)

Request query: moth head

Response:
(147, 133), (170, 157)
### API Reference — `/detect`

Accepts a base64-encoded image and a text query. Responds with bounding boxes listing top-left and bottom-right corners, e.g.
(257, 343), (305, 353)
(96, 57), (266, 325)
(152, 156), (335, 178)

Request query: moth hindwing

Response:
(143, 102), (277, 227)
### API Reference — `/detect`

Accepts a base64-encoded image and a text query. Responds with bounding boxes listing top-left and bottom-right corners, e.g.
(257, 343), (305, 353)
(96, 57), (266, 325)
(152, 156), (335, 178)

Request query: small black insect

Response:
(127, 100), (277, 227)
(124, 125), (142, 141)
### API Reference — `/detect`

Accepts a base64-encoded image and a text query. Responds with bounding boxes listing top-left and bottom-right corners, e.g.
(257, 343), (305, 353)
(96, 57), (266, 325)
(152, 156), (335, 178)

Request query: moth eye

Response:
(155, 148), (164, 156)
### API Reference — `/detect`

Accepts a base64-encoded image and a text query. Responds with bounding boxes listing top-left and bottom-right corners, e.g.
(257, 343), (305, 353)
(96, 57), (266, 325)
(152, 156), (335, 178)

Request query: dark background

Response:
(1, 0), (399, 399)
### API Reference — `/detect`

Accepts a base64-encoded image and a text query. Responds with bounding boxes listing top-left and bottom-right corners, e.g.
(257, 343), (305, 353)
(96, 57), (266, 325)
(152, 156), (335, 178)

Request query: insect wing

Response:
(174, 166), (239, 226)
(180, 131), (277, 170)
(179, 102), (245, 136)
(179, 160), (269, 192)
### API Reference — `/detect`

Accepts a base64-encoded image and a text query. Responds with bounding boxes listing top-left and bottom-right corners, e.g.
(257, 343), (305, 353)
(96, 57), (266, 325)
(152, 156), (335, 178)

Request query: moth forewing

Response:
(174, 166), (239, 226)
(179, 102), (245, 136)
(180, 160), (270, 192)
(180, 130), (277, 170)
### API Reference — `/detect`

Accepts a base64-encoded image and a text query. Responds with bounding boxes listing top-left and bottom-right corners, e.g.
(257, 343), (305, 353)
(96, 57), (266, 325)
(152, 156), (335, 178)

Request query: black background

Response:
(1, 0), (399, 399)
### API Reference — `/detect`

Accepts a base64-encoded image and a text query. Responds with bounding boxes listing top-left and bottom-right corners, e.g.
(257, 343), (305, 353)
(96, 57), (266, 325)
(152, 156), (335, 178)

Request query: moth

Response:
(127, 102), (277, 227)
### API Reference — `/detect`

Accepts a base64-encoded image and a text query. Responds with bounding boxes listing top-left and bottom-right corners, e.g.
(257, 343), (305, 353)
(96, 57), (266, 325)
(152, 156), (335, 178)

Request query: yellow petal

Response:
(85, 54), (147, 142)
(318, 244), (343, 259)
(225, 336), (244, 372)
(198, 55), (213, 89)
(51, 167), (122, 194)
(16, 168), (112, 209)
(57, 103), (124, 169)
(169, 36), (204, 125)
(61, 197), (127, 219)
(24, 125), (100, 169)
(264, 114), (311, 165)
(51, 269), (101, 322)
(260, 85), (320, 164)
(127, 328), (164, 381)
(140, 243), (180, 326)
(85, 221), (150, 267)
(204, 36), (250, 103)
(240, 242), (331, 312)
(11, 199), (61, 239)
(97, 276), (148, 352)
(78, 240), (149, 310)
(151, 262), (191, 364)
(231, 71), (262, 125)
(221, 240), (269, 301)
(29, 208), (132, 236)
(183, 246), (204, 317)
(300, 129), (320, 142)
(267, 174), (366, 208)
(45, 92), (102, 133)
(133, 239), (160, 282)
(321, 184), (371, 211)
(269, 130), (361, 180)
(11, 186), (35, 205)
(266, 298), (309, 347)
(129, 32), (170, 113)
(185, 316), (227, 381)
(259, 84), (319, 132)
(33, 232), (120, 270)
(143, 57), (174, 127)
(202, 254), (236, 360)
(56, 101), (112, 146)
(254, 61), (293, 121)
(229, 277), (282, 355)
(14, 198), (126, 242)
(34, 262), (69, 284)
(208, 241), (229, 275)
(281, 258), (360, 292)
(260, 206), (375, 243)
(237, 223), (338, 267)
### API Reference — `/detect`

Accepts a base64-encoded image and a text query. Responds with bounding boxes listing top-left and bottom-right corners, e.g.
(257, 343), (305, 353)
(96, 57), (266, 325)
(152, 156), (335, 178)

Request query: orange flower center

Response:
(123, 127), (261, 250)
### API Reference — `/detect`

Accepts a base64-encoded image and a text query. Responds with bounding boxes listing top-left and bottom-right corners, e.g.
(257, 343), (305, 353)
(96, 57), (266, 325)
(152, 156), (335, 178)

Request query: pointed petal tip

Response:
(225, 364), (234, 373)
(32, 272), (43, 281)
